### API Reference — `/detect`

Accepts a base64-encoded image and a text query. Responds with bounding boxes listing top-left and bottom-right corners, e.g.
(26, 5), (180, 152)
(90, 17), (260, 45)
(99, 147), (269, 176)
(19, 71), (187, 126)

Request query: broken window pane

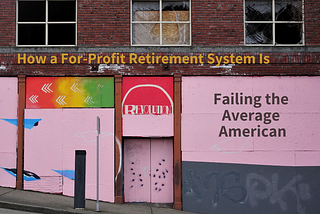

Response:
(275, 0), (302, 21)
(245, 0), (303, 45)
(132, 23), (160, 44)
(246, 23), (272, 44)
(275, 23), (302, 44)
(132, 1), (159, 22)
(162, 23), (189, 45)
(18, 1), (45, 22)
(132, 0), (190, 45)
(245, 0), (272, 21)
(162, 1), (189, 21)
(49, 1), (76, 22)
(18, 24), (45, 45)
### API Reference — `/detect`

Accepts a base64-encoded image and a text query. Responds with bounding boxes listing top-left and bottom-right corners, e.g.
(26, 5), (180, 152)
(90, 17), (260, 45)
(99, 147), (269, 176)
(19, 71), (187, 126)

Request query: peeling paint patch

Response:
(97, 64), (133, 72)
(210, 64), (235, 69)
(218, 70), (241, 75)
(32, 71), (44, 74)
(0, 65), (6, 71)
(210, 64), (239, 75)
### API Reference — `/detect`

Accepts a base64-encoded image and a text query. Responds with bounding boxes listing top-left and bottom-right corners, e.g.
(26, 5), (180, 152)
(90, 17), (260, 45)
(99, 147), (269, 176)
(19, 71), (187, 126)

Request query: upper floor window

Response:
(131, 0), (191, 46)
(17, 0), (76, 46)
(245, 0), (304, 45)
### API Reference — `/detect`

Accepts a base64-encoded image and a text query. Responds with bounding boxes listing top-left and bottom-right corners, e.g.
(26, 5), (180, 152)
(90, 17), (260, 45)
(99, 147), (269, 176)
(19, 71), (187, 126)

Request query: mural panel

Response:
(24, 109), (114, 202)
(181, 76), (320, 214)
(182, 76), (320, 166)
(0, 78), (18, 188)
(122, 77), (173, 136)
(26, 77), (114, 108)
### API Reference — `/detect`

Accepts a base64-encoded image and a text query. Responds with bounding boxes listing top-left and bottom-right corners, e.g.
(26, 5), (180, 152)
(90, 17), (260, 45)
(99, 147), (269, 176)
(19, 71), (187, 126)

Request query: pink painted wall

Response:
(0, 78), (18, 188)
(123, 115), (173, 136)
(182, 76), (320, 166)
(122, 77), (174, 137)
(24, 109), (114, 202)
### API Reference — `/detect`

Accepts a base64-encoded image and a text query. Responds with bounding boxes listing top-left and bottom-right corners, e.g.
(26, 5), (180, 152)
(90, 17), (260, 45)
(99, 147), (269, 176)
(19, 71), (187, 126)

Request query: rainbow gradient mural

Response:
(26, 77), (114, 108)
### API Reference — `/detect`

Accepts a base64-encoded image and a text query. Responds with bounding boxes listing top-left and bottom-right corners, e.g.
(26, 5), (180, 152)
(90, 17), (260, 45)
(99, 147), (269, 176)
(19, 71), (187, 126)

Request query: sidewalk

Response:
(0, 187), (194, 214)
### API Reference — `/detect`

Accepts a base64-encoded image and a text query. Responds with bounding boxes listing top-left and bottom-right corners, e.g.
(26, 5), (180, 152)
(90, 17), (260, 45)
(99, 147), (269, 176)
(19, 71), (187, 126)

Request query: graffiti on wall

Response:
(0, 167), (41, 181)
(182, 161), (319, 214)
(52, 170), (75, 180)
(26, 77), (114, 108)
(1, 118), (42, 129)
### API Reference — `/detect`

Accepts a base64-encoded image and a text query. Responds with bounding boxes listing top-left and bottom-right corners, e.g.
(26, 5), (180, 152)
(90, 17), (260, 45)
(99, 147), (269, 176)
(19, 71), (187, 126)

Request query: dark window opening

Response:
(18, 24), (45, 45)
(275, 23), (302, 44)
(18, 1), (45, 22)
(48, 24), (76, 45)
(48, 1), (76, 22)
(17, 0), (76, 46)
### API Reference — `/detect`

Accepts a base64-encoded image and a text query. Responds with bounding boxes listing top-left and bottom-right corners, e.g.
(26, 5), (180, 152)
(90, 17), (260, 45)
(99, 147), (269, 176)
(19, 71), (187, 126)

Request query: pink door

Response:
(123, 138), (151, 202)
(124, 138), (173, 203)
(150, 138), (173, 203)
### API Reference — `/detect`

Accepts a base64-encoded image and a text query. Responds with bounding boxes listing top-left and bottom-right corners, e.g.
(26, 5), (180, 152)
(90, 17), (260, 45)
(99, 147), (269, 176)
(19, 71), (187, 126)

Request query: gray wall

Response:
(182, 161), (319, 214)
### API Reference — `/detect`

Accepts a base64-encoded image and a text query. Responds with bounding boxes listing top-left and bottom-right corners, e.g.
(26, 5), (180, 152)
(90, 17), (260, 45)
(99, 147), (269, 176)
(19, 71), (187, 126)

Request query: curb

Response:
(0, 201), (86, 214)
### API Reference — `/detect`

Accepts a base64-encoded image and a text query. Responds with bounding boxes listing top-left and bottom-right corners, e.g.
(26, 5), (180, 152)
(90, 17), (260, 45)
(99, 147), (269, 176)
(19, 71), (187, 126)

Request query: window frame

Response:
(244, 0), (304, 46)
(16, 0), (77, 47)
(130, 0), (192, 46)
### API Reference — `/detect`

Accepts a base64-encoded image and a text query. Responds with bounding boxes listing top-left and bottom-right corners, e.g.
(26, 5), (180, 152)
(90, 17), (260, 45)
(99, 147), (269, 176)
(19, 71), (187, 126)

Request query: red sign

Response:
(122, 77), (173, 115)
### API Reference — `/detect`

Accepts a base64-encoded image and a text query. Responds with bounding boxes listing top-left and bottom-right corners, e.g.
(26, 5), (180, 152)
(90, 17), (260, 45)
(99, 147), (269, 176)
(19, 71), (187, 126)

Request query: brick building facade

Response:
(0, 1), (320, 214)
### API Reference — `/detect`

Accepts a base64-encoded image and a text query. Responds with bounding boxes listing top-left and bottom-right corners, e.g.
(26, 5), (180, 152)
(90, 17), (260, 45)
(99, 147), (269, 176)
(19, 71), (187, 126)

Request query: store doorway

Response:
(123, 138), (173, 203)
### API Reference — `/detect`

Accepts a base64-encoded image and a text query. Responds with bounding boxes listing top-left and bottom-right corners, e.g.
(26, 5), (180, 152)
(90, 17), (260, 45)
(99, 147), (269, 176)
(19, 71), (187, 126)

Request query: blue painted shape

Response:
(52, 169), (75, 180)
(0, 118), (42, 129)
(0, 167), (16, 177)
(0, 167), (41, 181)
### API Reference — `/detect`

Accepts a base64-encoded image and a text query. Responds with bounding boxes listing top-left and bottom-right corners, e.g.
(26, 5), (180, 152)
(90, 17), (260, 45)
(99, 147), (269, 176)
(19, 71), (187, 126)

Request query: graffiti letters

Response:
(184, 170), (311, 214)
(247, 173), (311, 214)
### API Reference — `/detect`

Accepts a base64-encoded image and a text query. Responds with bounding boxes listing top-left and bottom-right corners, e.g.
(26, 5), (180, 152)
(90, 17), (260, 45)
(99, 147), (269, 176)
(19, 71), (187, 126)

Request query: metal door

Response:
(123, 138), (173, 203)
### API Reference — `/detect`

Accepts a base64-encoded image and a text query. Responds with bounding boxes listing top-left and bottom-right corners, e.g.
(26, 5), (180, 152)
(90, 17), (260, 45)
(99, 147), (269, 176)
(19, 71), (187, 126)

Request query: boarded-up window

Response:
(131, 0), (191, 46)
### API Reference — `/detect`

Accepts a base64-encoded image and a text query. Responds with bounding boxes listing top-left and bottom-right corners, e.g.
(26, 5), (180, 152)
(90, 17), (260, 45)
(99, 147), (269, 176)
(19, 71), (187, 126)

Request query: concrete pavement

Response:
(0, 187), (195, 214)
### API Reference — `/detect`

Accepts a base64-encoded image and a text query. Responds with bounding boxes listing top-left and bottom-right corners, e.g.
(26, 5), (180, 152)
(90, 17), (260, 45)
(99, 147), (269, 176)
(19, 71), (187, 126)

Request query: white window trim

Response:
(130, 0), (192, 46)
(244, 0), (304, 46)
(16, 0), (77, 47)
